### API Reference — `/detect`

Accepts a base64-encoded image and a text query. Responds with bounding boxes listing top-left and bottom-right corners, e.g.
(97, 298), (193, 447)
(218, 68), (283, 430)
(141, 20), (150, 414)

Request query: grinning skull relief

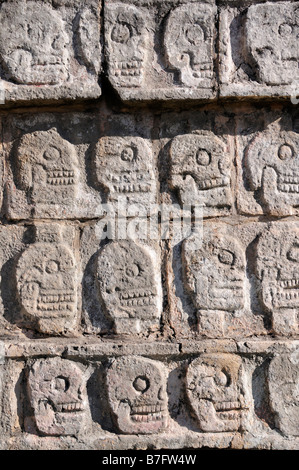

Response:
(105, 3), (147, 88)
(268, 352), (299, 436)
(182, 230), (245, 313)
(186, 354), (247, 432)
(169, 133), (231, 208)
(106, 356), (168, 434)
(0, 1), (69, 85)
(28, 358), (88, 436)
(15, 128), (78, 207)
(245, 120), (299, 215)
(164, 3), (216, 88)
(94, 136), (156, 207)
(96, 240), (161, 334)
(16, 225), (77, 335)
(245, 2), (299, 86)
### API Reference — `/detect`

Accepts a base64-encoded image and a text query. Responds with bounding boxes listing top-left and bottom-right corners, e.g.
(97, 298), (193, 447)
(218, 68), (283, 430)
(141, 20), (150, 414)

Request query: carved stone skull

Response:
(106, 356), (168, 434)
(15, 128), (78, 207)
(245, 2), (299, 86)
(0, 1), (69, 85)
(182, 230), (245, 313)
(169, 132), (231, 208)
(164, 3), (215, 87)
(105, 3), (147, 88)
(28, 358), (88, 436)
(16, 225), (77, 335)
(94, 136), (156, 207)
(268, 352), (299, 436)
(97, 240), (161, 334)
(245, 120), (299, 215)
(186, 354), (247, 432)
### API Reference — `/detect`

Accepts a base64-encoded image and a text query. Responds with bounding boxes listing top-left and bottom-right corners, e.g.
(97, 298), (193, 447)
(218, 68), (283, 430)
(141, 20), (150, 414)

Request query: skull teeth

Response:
(197, 177), (229, 190)
(112, 183), (152, 193)
(214, 401), (242, 411)
(56, 402), (84, 413)
(47, 170), (75, 186)
(131, 404), (165, 414)
(111, 61), (142, 77)
(279, 279), (299, 288)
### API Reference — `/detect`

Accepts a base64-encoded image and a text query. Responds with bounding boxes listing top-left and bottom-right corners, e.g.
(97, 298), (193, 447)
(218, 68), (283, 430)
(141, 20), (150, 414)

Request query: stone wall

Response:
(0, 0), (298, 450)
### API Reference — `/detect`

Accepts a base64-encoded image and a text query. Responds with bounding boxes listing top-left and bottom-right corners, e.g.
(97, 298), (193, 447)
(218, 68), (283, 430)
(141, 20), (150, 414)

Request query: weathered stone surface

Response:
(0, 0), (101, 105)
(104, 0), (217, 102)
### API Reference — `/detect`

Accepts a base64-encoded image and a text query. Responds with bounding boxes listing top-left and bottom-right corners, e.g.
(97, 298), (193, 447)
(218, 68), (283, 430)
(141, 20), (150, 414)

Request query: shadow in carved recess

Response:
(252, 359), (275, 431)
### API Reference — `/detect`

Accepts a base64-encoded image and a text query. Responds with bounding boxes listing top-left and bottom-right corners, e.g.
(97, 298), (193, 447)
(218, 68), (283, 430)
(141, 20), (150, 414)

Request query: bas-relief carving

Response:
(268, 352), (299, 437)
(186, 354), (247, 432)
(96, 240), (161, 334)
(94, 136), (156, 207)
(169, 132), (232, 212)
(244, 118), (299, 215)
(15, 128), (78, 208)
(164, 3), (216, 88)
(16, 224), (78, 335)
(106, 356), (168, 434)
(0, 1), (69, 85)
(256, 224), (299, 335)
(28, 358), (88, 436)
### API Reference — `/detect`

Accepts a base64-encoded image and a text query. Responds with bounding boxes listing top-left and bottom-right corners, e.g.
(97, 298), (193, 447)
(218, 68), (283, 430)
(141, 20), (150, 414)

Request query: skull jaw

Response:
(261, 167), (299, 216)
(195, 400), (245, 432)
(114, 403), (168, 435)
(34, 400), (85, 436)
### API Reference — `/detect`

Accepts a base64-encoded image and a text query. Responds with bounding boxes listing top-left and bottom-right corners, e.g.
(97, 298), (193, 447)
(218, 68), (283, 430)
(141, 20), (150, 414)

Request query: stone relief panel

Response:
(93, 136), (157, 210)
(104, 0), (217, 101)
(168, 131), (232, 214)
(15, 224), (80, 336)
(96, 239), (162, 335)
(255, 222), (299, 336)
(219, 1), (299, 98)
(106, 356), (168, 434)
(0, 0), (101, 104)
(268, 350), (299, 437)
(186, 354), (248, 432)
(27, 357), (89, 436)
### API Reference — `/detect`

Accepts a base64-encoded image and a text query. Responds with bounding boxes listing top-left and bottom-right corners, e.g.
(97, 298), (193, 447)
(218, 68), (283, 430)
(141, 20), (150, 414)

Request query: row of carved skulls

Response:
(0, 2), (298, 88)
(25, 353), (298, 437)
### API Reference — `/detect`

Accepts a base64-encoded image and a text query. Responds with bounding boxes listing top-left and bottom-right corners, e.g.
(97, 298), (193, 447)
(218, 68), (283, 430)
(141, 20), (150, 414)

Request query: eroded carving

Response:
(15, 128), (78, 207)
(96, 240), (161, 334)
(106, 356), (168, 434)
(245, 2), (299, 86)
(186, 354), (247, 432)
(256, 224), (299, 335)
(169, 132), (231, 209)
(77, 6), (101, 74)
(245, 120), (299, 215)
(105, 3), (147, 88)
(28, 358), (88, 436)
(164, 3), (215, 88)
(0, 1), (69, 85)
(16, 224), (78, 335)
(268, 352), (299, 436)
(94, 136), (156, 206)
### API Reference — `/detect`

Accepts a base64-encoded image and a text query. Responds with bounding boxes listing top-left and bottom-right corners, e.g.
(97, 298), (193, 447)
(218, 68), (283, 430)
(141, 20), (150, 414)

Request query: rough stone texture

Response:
(0, 0), (298, 452)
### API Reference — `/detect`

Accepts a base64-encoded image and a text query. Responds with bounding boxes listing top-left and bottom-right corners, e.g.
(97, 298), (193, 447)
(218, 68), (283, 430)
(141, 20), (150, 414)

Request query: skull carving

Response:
(106, 356), (168, 434)
(169, 133), (231, 208)
(182, 230), (245, 313)
(105, 3), (147, 88)
(186, 354), (247, 432)
(164, 3), (215, 88)
(94, 136), (156, 207)
(16, 225), (78, 335)
(268, 352), (299, 436)
(15, 128), (78, 207)
(245, 2), (299, 86)
(256, 223), (299, 334)
(245, 120), (299, 215)
(96, 240), (161, 334)
(28, 358), (88, 436)
(0, 1), (69, 85)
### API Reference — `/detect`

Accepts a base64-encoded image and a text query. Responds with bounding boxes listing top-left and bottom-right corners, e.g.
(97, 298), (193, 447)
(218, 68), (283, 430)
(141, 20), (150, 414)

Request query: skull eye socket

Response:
(133, 375), (150, 393)
(54, 376), (70, 392)
(287, 244), (299, 262)
(278, 23), (293, 37)
(185, 23), (204, 45)
(125, 263), (140, 277)
(196, 148), (211, 166)
(111, 23), (131, 43)
(43, 146), (60, 161)
(214, 369), (231, 387)
(45, 260), (59, 274)
(121, 145), (136, 162)
(218, 249), (235, 266)
(278, 144), (294, 160)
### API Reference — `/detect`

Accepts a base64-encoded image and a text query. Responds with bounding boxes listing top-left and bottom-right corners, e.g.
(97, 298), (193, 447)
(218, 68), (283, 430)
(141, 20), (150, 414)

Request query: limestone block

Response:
(104, 0), (217, 101)
(219, 1), (299, 98)
(0, 0), (101, 105)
